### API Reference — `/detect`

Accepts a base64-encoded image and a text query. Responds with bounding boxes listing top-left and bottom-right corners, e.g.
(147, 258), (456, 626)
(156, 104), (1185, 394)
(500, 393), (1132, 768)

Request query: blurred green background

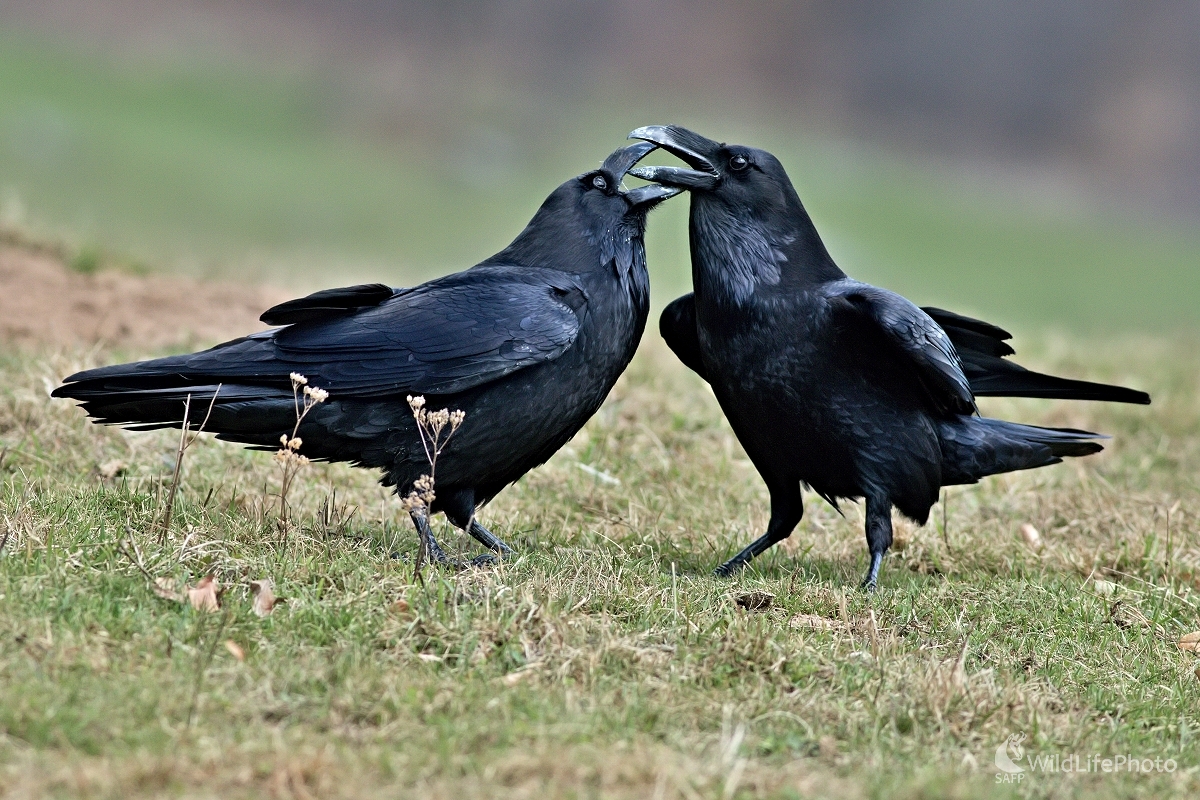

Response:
(1, 1), (1198, 331)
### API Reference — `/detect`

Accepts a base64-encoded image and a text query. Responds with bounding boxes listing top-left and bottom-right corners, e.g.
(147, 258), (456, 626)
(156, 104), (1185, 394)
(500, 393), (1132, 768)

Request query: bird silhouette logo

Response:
(995, 732), (1027, 774)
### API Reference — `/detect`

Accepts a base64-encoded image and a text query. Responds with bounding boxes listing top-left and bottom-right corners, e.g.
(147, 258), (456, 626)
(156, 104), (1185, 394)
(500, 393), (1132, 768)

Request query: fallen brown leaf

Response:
(1019, 523), (1042, 550)
(224, 640), (245, 662)
(392, 598), (410, 614)
(250, 578), (276, 617)
(735, 591), (774, 611)
(187, 575), (220, 612)
(1179, 631), (1200, 653)
(790, 614), (843, 631)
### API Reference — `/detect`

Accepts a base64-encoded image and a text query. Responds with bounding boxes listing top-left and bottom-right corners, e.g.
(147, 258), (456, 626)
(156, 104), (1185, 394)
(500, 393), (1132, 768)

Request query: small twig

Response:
(115, 536), (157, 583)
(158, 386), (222, 542)
(158, 394), (192, 542)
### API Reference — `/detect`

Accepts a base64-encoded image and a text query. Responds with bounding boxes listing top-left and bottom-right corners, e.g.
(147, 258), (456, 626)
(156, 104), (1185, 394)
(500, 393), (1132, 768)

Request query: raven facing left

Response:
(53, 143), (678, 563)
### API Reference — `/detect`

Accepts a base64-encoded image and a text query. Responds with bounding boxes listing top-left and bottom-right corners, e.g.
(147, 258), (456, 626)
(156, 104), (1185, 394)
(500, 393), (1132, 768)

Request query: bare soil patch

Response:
(0, 241), (289, 351)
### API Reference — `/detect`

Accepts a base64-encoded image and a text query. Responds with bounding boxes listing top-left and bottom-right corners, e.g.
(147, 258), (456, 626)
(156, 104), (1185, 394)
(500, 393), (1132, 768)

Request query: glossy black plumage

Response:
(54, 143), (677, 562)
(630, 125), (1149, 588)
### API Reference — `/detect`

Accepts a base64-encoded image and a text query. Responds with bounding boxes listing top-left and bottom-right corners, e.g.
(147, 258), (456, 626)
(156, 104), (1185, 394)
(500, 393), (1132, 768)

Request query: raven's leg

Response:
(409, 510), (452, 565)
(441, 490), (515, 566)
(466, 520), (515, 560)
(714, 482), (803, 577)
(860, 496), (893, 591)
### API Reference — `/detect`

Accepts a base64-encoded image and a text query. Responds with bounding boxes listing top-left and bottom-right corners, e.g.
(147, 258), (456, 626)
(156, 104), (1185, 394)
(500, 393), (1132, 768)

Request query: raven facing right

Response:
(53, 143), (677, 564)
(630, 125), (1150, 589)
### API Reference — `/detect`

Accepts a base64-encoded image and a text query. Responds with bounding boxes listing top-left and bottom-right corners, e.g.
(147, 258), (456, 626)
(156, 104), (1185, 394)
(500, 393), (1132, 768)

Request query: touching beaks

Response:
(600, 141), (658, 183)
(594, 141), (682, 209)
(623, 183), (682, 209)
(627, 125), (721, 190)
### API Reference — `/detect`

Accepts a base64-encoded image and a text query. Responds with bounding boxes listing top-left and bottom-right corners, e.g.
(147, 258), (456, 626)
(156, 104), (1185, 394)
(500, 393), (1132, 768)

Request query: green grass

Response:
(2, 31), (1200, 329)
(0, 333), (1197, 798)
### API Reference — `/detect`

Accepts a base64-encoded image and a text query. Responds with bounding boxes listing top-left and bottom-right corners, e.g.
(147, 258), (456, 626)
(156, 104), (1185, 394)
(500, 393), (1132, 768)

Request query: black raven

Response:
(53, 142), (678, 564)
(628, 125), (1150, 589)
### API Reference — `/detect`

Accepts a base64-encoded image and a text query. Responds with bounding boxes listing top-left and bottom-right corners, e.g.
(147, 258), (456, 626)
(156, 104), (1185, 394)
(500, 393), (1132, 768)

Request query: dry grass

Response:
(0, 333), (1197, 799)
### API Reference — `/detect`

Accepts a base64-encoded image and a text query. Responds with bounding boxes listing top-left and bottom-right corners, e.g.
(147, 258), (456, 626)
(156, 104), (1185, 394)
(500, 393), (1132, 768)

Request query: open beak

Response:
(601, 140), (658, 178)
(623, 182), (681, 209)
(626, 125), (721, 191)
(598, 141), (683, 210)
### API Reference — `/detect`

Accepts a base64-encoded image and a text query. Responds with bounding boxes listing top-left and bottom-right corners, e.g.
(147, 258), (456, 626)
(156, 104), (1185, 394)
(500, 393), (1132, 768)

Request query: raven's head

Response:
(626, 125), (842, 297)
(490, 142), (679, 276)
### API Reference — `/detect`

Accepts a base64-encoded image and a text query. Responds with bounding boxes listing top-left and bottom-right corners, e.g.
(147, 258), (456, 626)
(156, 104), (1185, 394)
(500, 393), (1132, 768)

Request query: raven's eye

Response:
(729, 154), (750, 172)
(592, 175), (608, 190)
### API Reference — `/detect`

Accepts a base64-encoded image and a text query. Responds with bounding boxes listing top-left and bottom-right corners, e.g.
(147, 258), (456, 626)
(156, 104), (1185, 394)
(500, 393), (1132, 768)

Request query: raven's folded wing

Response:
(825, 281), (976, 416)
(260, 283), (398, 325)
(659, 293), (709, 381)
(921, 306), (1150, 405)
(57, 267), (588, 399)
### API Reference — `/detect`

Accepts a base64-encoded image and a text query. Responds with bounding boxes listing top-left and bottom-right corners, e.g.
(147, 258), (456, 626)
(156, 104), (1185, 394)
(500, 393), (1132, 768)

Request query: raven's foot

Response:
(860, 552), (884, 592)
(467, 519), (515, 556)
(713, 555), (747, 578)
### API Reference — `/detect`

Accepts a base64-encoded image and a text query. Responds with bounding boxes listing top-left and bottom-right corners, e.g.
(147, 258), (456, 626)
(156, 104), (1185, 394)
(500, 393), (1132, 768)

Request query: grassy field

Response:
(0, 328), (1197, 799)
(2, 22), (1200, 799)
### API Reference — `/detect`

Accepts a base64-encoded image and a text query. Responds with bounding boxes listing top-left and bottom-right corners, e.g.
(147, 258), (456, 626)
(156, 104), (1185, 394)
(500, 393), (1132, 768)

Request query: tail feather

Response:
(54, 358), (297, 444)
(961, 354), (1151, 404)
(940, 416), (1105, 486)
(922, 306), (1151, 405)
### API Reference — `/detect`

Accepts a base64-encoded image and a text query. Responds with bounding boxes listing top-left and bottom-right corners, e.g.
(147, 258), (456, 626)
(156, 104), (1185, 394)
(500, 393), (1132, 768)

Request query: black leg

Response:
(860, 496), (893, 592)
(714, 482), (803, 577)
(439, 488), (516, 565)
(409, 510), (452, 566)
(465, 518), (515, 566)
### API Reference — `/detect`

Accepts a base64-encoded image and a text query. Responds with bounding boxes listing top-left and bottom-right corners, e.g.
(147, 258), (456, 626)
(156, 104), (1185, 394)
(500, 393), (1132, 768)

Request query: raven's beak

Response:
(626, 125), (721, 191)
(596, 141), (682, 210)
(623, 183), (682, 210)
(600, 141), (659, 181)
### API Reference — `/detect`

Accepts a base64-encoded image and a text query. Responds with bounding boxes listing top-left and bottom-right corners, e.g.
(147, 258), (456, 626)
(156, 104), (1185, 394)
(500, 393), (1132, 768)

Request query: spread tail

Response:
(939, 416), (1105, 486)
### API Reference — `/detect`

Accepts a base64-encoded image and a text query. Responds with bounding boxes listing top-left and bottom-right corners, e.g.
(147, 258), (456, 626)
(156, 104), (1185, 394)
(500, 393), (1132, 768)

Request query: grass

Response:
(0, 331), (1197, 799)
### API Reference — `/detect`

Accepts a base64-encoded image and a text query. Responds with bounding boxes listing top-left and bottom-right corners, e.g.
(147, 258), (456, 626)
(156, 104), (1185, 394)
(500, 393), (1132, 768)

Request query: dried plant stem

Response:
(157, 386), (221, 543)
(400, 395), (466, 580)
(275, 373), (329, 538)
(157, 394), (191, 542)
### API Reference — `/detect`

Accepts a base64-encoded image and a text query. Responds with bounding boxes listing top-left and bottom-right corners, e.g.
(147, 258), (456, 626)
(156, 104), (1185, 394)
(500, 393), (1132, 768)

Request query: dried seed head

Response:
(279, 434), (289, 446)
(449, 409), (466, 431)
(290, 372), (308, 387)
(288, 437), (302, 451)
(304, 386), (329, 403)
(407, 395), (426, 412)
(401, 490), (427, 512)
